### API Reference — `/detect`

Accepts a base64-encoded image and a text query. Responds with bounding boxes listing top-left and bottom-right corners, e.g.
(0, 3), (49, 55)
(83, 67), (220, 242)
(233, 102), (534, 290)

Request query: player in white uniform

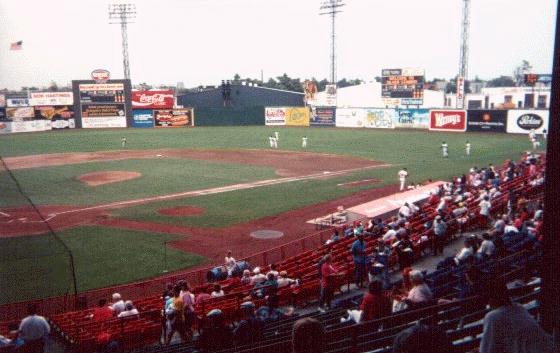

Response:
(268, 135), (274, 148)
(465, 141), (471, 156)
(542, 129), (547, 140)
(302, 136), (307, 148)
(121, 137), (127, 148)
(441, 141), (449, 158)
(398, 168), (408, 191)
(274, 131), (279, 141)
(272, 136), (278, 149)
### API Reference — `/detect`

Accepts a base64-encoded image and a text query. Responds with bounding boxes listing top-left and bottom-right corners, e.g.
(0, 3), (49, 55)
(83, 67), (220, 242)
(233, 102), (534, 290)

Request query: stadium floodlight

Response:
(320, 0), (345, 84)
(108, 3), (136, 81)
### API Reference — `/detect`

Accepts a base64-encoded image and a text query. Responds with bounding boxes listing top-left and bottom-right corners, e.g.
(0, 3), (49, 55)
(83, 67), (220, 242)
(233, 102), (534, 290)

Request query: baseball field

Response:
(0, 126), (538, 304)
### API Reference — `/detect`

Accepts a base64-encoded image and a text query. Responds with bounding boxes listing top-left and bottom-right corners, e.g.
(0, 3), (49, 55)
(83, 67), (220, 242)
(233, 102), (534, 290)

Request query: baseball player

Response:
(441, 141), (449, 158)
(542, 129), (547, 140)
(302, 136), (308, 148)
(398, 168), (408, 191)
(121, 137), (127, 148)
(274, 131), (279, 141)
(528, 128), (536, 141)
(272, 136), (278, 149)
(532, 136), (540, 150)
(465, 141), (471, 156)
(268, 135), (274, 148)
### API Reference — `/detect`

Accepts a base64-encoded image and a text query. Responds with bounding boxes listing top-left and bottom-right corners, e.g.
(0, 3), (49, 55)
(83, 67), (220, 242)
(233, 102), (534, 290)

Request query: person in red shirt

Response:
(319, 255), (338, 311)
(360, 281), (392, 322)
(91, 299), (114, 322)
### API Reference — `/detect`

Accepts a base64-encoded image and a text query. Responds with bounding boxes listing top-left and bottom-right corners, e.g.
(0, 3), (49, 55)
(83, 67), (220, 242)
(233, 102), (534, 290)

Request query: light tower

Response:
(320, 0), (345, 84)
(457, 0), (470, 108)
(109, 3), (136, 80)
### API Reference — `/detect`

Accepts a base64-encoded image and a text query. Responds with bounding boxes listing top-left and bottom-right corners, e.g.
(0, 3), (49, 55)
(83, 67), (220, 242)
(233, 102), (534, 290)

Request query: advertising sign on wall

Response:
(154, 108), (193, 127)
(73, 80), (131, 128)
(0, 108), (5, 120)
(285, 107), (310, 126)
(30, 92), (73, 106)
(34, 106), (75, 129)
(0, 120), (52, 134)
(131, 90), (174, 109)
(466, 110), (507, 132)
(132, 109), (154, 128)
(393, 108), (429, 129)
(0, 94), (5, 108)
(429, 110), (467, 132)
(6, 107), (35, 120)
(325, 84), (337, 106)
(335, 108), (365, 128)
(265, 107), (287, 125)
(364, 109), (396, 129)
(310, 107), (336, 127)
(506, 110), (549, 134)
(6, 98), (30, 107)
(456, 76), (465, 109)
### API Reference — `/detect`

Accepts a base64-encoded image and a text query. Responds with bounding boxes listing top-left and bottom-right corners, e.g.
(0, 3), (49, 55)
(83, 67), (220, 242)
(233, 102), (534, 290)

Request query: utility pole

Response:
(320, 0), (345, 84)
(109, 4), (136, 80)
(457, 0), (470, 108)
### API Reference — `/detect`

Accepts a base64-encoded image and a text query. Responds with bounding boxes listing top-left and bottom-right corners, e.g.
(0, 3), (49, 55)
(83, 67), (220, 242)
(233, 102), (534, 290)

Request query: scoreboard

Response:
(381, 68), (425, 105)
(72, 80), (131, 128)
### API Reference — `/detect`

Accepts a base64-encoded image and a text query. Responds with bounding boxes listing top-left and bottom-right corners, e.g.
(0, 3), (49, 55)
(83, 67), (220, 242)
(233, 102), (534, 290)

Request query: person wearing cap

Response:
(198, 309), (233, 352)
(109, 293), (125, 315)
(250, 267), (266, 285)
(432, 215), (447, 256)
(233, 302), (263, 346)
(117, 301), (139, 318)
(480, 279), (555, 353)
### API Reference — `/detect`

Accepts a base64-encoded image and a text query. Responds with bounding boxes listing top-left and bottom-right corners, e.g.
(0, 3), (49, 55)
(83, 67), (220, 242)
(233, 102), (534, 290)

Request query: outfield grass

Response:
(0, 227), (206, 304)
(0, 158), (278, 207)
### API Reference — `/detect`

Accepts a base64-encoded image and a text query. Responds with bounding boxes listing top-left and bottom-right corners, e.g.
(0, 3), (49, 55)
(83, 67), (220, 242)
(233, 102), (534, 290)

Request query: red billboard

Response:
(429, 110), (467, 132)
(132, 90), (174, 109)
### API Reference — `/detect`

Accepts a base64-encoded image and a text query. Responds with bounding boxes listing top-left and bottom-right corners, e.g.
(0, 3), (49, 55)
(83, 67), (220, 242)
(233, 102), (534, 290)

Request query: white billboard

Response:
(364, 109), (396, 129)
(335, 108), (366, 128)
(265, 107), (287, 125)
(30, 92), (73, 106)
(506, 110), (549, 134)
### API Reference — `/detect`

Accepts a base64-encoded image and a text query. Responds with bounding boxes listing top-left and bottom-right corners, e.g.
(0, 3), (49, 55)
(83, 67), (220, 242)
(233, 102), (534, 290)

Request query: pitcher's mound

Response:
(250, 230), (284, 239)
(78, 171), (142, 186)
(158, 206), (206, 216)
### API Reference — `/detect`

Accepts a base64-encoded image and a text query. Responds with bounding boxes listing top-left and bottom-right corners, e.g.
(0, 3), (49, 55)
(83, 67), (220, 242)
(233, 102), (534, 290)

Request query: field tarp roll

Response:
(335, 108), (366, 128)
(506, 109), (549, 134)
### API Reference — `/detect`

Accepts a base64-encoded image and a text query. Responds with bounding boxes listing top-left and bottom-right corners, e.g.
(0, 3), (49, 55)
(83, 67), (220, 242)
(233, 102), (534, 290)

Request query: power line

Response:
(109, 3), (136, 81)
(320, 0), (345, 84)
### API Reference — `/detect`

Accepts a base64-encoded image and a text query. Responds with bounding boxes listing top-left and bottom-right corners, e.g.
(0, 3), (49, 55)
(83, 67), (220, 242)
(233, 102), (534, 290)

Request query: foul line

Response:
(21, 163), (393, 222)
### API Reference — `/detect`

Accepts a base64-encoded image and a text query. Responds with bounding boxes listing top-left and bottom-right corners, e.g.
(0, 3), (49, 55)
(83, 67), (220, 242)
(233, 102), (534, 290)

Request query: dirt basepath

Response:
(3, 148), (381, 177)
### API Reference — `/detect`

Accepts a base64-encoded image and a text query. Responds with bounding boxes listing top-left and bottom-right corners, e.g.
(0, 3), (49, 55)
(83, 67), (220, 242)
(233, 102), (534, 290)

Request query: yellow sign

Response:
(285, 107), (310, 126)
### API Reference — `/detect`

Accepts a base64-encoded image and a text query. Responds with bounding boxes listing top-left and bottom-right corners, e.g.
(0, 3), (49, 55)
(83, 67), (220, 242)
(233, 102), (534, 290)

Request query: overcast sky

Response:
(0, 0), (557, 90)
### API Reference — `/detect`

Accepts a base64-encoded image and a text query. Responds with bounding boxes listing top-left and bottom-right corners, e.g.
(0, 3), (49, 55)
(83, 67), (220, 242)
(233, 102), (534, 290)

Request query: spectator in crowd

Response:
(371, 241), (391, 289)
(360, 281), (392, 322)
(266, 264), (279, 279)
(198, 309), (233, 352)
(109, 293), (126, 315)
(454, 239), (474, 266)
(89, 299), (113, 322)
(239, 269), (252, 285)
(399, 202), (411, 219)
(326, 229), (340, 244)
(179, 282), (195, 339)
(432, 215), (447, 256)
(383, 226), (398, 243)
(403, 270), (433, 308)
(162, 283), (173, 302)
(250, 267), (267, 285)
(165, 286), (188, 344)
(319, 254), (339, 312)
(477, 233), (496, 260)
(211, 284), (225, 298)
(480, 279), (555, 353)
(392, 321), (454, 353)
(263, 272), (279, 298)
(118, 301), (139, 318)
(317, 248), (332, 280)
(277, 271), (297, 288)
(504, 219), (520, 234)
(0, 323), (23, 349)
(224, 251), (236, 277)
(233, 302), (263, 346)
(292, 318), (325, 353)
(195, 290), (212, 306)
(351, 234), (367, 288)
(18, 304), (50, 353)
(493, 214), (507, 235)
(479, 195), (492, 227)
(395, 234), (414, 270)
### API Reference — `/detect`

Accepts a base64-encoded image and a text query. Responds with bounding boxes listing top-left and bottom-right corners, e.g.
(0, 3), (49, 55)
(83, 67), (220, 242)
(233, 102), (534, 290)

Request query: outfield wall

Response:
(265, 107), (550, 135)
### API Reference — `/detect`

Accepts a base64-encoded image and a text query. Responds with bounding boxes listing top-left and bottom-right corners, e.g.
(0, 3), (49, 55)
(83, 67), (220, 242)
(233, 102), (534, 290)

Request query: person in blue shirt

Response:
(351, 234), (367, 288)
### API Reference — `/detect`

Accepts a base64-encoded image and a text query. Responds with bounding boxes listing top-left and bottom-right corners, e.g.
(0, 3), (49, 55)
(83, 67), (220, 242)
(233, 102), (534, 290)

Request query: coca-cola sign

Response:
(132, 90), (174, 109)
(91, 69), (110, 83)
(517, 113), (543, 130)
(429, 110), (467, 131)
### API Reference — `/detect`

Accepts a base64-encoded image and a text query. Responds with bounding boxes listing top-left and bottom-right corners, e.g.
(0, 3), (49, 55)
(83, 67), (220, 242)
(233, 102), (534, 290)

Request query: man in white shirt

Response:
(479, 196), (492, 226)
(117, 301), (140, 318)
(398, 203), (411, 218)
(225, 250), (236, 276)
(504, 221), (519, 234)
(398, 168), (408, 191)
(441, 141), (449, 157)
(405, 271), (433, 306)
(18, 304), (50, 353)
(382, 226), (397, 243)
(465, 141), (471, 155)
(454, 239), (474, 265)
(250, 268), (267, 285)
(480, 280), (555, 353)
(109, 293), (126, 315)
(477, 233), (496, 259)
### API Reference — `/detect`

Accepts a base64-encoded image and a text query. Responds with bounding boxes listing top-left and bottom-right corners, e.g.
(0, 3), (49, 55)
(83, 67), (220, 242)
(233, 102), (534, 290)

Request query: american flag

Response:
(10, 41), (23, 50)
